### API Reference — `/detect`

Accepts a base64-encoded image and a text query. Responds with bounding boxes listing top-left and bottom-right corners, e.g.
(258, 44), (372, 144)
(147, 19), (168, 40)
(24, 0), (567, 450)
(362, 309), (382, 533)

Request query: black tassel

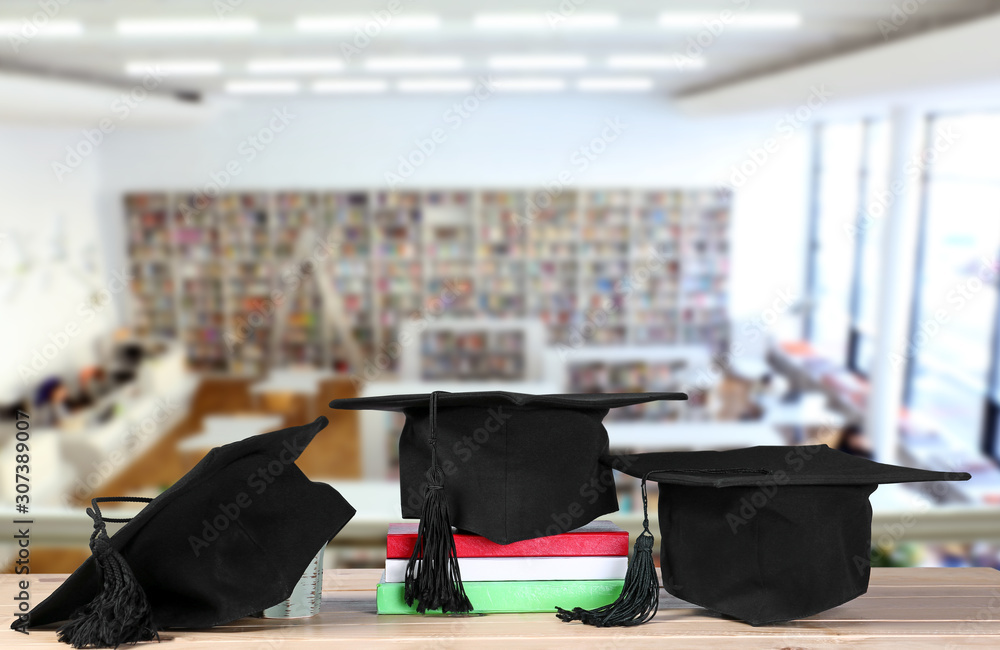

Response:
(556, 478), (659, 627)
(404, 392), (473, 615)
(403, 482), (472, 614)
(57, 498), (159, 648)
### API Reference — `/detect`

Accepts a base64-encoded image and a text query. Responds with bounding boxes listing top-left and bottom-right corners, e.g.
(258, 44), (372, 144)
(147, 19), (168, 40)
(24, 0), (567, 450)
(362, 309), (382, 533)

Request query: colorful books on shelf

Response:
(376, 520), (627, 615)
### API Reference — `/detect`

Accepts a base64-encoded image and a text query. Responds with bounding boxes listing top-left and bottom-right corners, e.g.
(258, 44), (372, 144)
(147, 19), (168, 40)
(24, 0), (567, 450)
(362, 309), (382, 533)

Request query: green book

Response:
(376, 573), (624, 615)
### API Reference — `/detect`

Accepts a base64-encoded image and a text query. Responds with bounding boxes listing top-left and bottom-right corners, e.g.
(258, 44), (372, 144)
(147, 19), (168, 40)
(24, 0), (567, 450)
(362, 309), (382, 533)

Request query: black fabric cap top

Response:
(330, 391), (686, 546)
(610, 444), (973, 486)
(609, 445), (971, 626)
(331, 391), (686, 614)
(14, 417), (356, 642)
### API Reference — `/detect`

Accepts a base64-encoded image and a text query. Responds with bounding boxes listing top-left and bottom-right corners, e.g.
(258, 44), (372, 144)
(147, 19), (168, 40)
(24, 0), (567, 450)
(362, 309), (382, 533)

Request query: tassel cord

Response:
(403, 392), (473, 614)
(56, 497), (159, 649)
(555, 474), (660, 627)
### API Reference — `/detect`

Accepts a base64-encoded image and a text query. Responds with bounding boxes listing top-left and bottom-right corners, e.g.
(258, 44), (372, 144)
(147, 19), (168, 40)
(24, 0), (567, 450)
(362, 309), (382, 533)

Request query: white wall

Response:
(0, 126), (119, 402)
(0, 125), (105, 259)
(97, 94), (812, 327)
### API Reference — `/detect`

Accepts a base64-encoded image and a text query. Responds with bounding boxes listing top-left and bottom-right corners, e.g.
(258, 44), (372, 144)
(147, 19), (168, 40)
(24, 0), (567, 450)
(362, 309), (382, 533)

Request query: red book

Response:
(386, 520), (628, 559)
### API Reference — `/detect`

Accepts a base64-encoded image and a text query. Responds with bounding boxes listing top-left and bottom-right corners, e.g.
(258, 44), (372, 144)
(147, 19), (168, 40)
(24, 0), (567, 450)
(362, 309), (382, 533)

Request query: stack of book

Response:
(377, 521), (628, 614)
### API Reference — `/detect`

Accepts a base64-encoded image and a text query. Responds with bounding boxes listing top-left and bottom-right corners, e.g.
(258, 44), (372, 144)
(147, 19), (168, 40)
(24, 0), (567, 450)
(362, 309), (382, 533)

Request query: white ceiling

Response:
(1, 0), (998, 98)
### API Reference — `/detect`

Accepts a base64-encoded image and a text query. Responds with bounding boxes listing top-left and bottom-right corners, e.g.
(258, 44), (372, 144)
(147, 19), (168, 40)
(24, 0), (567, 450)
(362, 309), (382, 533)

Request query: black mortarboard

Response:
(558, 444), (971, 627)
(13, 416), (356, 647)
(329, 390), (686, 614)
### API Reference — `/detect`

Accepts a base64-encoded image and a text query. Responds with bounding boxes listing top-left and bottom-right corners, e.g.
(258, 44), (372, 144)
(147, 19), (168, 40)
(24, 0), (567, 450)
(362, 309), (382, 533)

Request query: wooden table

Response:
(250, 369), (334, 420)
(4, 568), (999, 648)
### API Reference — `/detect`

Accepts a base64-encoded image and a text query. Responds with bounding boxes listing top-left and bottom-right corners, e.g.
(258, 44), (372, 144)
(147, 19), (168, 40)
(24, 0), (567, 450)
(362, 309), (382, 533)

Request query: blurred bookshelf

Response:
(565, 352), (710, 421)
(125, 193), (176, 339)
(221, 193), (271, 376)
(124, 188), (730, 376)
(174, 193), (226, 373)
(323, 192), (374, 372)
(421, 328), (526, 381)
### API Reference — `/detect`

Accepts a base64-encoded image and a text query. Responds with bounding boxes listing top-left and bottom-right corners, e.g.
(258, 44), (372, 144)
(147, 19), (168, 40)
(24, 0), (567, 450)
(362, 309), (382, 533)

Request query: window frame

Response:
(803, 123), (823, 343)
(846, 118), (876, 376)
(806, 121), (866, 363)
(805, 112), (1000, 463)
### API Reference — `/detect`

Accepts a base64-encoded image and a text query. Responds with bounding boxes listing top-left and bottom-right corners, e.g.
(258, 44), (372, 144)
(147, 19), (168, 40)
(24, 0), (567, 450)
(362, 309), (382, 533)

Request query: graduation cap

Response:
(557, 444), (971, 627)
(329, 390), (686, 614)
(13, 416), (356, 648)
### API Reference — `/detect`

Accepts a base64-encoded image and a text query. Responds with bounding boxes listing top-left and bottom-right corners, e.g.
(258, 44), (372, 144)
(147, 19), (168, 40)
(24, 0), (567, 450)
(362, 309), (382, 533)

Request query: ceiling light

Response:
(295, 16), (355, 31)
(389, 15), (442, 30)
(658, 12), (801, 29)
(474, 14), (548, 29)
(733, 13), (802, 28)
(607, 55), (705, 70)
(248, 59), (345, 74)
(0, 20), (83, 37)
(126, 60), (222, 76)
(563, 14), (619, 29)
(397, 78), (473, 93)
(578, 77), (654, 92)
(295, 15), (440, 32)
(366, 57), (463, 71)
(313, 79), (389, 93)
(488, 55), (587, 70)
(474, 13), (618, 29)
(117, 18), (258, 36)
(225, 80), (300, 94)
(492, 77), (567, 92)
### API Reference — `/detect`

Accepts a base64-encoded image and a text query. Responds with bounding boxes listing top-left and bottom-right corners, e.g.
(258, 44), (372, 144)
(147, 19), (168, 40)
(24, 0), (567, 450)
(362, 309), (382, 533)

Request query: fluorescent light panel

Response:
(295, 15), (440, 32)
(295, 16), (355, 31)
(225, 80), (300, 94)
(734, 13), (802, 28)
(126, 60), (222, 76)
(366, 56), (462, 71)
(578, 77), (654, 92)
(488, 55), (587, 70)
(607, 55), (705, 70)
(492, 77), (566, 92)
(658, 12), (801, 29)
(117, 18), (258, 36)
(0, 20), (82, 36)
(313, 79), (388, 94)
(474, 13), (618, 29)
(248, 58), (344, 74)
(563, 14), (619, 29)
(474, 14), (546, 29)
(397, 78), (473, 93)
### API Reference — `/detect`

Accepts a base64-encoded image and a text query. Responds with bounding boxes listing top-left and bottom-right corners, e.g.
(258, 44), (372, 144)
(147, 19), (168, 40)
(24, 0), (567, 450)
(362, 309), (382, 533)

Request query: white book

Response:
(384, 555), (628, 583)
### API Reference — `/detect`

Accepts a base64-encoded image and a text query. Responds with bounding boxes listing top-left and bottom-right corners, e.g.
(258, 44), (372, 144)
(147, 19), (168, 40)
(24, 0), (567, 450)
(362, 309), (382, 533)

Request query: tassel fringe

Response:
(404, 484), (473, 614)
(556, 477), (659, 627)
(555, 530), (659, 627)
(57, 500), (159, 648)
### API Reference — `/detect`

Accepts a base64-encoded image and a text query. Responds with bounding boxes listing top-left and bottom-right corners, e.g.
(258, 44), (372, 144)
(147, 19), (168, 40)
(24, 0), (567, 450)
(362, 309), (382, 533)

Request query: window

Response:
(849, 120), (891, 375)
(905, 113), (1000, 454)
(809, 122), (865, 363)
(805, 112), (1000, 459)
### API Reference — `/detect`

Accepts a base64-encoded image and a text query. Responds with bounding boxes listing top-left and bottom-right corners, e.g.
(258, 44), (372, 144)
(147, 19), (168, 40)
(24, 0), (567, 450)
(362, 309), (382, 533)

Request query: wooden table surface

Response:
(3, 568), (999, 648)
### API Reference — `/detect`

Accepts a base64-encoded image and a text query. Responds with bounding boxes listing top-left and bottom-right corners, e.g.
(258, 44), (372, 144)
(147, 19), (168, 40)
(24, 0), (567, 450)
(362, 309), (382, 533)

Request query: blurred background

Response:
(1, 0), (999, 573)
